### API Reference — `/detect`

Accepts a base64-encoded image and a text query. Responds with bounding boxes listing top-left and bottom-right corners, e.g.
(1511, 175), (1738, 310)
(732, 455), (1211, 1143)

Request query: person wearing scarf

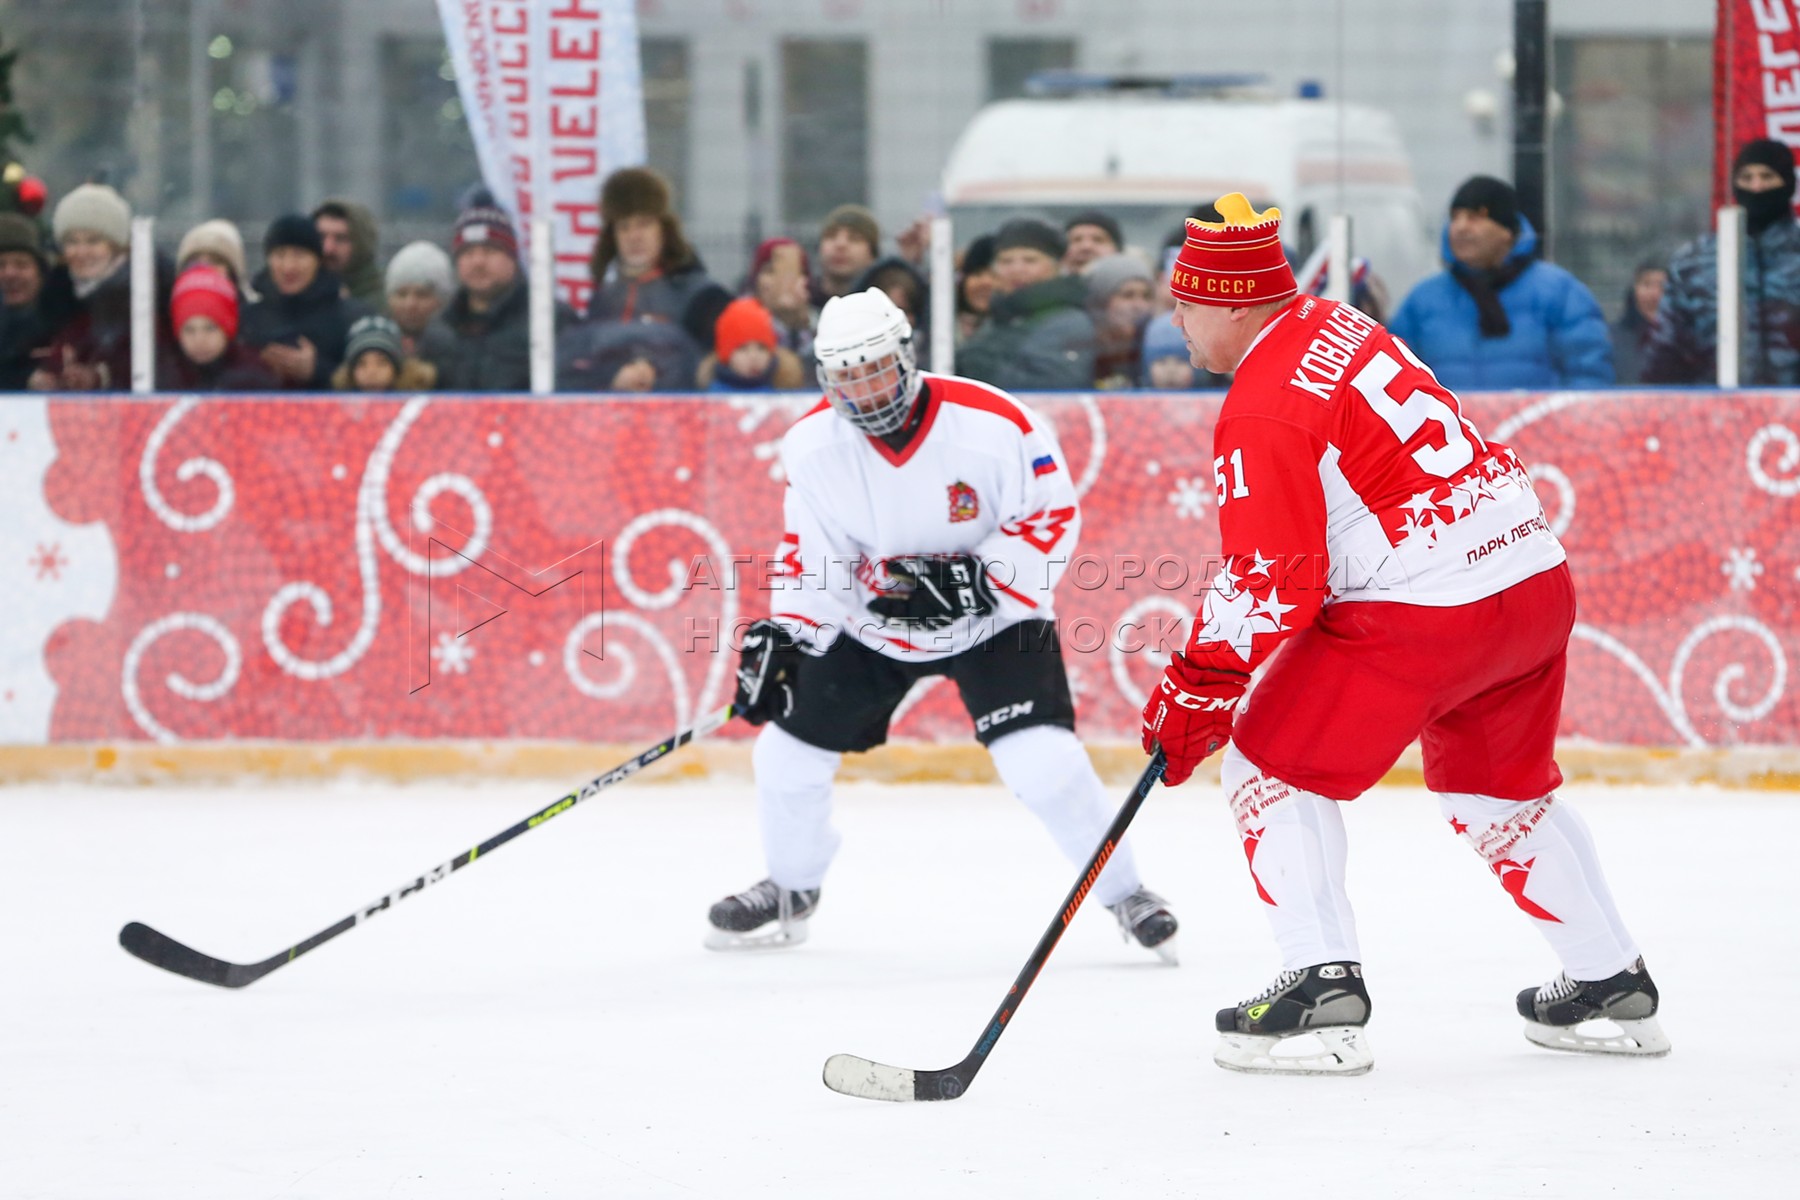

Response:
(1389, 175), (1613, 390)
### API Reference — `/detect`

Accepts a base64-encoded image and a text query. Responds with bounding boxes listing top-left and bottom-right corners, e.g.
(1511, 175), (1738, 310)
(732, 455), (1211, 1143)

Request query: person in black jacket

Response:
(239, 215), (365, 389)
(0, 212), (51, 390)
(158, 265), (277, 391)
(428, 206), (571, 392)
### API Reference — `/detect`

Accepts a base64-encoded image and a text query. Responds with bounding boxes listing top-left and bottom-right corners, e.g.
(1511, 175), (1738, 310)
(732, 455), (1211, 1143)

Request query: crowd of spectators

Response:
(1, 144), (1792, 395)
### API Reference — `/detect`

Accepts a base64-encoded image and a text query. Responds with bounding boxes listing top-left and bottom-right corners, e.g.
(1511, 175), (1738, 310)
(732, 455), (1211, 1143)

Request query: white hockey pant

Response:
(1221, 745), (1361, 970)
(755, 721), (1141, 905)
(986, 724), (1141, 906)
(1437, 789), (1641, 981)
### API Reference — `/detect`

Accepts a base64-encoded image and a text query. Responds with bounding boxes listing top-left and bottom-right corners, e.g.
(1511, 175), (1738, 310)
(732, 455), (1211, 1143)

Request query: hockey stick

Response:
(119, 704), (737, 988)
(822, 750), (1167, 1102)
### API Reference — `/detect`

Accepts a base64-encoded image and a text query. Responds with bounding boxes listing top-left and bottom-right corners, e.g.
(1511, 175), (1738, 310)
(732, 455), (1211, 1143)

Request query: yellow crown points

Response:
(1188, 192), (1283, 233)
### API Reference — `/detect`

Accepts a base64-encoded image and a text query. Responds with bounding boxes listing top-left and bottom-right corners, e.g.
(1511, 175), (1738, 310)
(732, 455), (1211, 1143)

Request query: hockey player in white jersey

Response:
(706, 288), (1179, 959)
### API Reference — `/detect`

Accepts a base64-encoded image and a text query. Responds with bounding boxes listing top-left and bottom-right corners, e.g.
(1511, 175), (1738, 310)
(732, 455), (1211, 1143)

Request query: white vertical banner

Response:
(436, 0), (646, 314)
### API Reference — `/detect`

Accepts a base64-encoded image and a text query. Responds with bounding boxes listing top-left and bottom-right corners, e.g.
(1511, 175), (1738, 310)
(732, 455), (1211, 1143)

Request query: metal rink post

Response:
(930, 216), (954, 376)
(1325, 214), (1352, 305)
(131, 216), (155, 394)
(531, 216), (554, 396)
(1717, 205), (1745, 388)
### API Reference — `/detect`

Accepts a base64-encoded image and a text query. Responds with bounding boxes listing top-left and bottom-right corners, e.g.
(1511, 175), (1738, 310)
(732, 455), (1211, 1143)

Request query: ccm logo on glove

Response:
(1140, 656), (1250, 786)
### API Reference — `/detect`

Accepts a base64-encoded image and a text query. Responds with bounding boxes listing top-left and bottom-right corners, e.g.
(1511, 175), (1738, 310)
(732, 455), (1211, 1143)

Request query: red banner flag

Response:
(1715, 0), (1800, 207)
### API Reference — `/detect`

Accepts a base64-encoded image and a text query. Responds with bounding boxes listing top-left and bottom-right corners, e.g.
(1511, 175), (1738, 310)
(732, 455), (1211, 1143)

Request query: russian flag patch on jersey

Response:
(1032, 455), (1057, 477)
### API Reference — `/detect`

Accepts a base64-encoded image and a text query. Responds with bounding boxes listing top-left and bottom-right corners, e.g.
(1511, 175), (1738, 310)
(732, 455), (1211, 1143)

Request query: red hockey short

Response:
(1231, 563), (1574, 801)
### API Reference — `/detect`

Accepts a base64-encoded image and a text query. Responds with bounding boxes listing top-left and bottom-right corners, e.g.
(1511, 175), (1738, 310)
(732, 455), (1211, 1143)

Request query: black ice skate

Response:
(1214, 962), (1374, 1075)
(1106, 887), (1180, 965)
(1516, 956), (1670, 1056)
(704, 879), (819, 951)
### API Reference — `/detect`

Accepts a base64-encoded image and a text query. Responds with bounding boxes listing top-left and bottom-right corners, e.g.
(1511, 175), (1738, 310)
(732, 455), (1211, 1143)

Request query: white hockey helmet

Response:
(814, 287), (921, 435)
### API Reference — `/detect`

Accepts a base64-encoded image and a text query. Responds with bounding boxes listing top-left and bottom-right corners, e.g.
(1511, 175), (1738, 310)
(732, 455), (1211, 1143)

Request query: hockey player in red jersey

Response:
(707, 288), (1179, 959)
(1140, 194), (1667, 1074)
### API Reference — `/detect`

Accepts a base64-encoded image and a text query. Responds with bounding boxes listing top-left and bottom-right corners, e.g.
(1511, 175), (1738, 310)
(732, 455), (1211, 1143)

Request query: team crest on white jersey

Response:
(947, 481), (979, 522)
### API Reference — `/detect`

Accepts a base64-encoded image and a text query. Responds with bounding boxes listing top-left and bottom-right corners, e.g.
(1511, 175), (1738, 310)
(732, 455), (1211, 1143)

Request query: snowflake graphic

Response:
(431, 630), (477, 675)
(29, 542), (68, 581)
(1722, 547), (1764, 592)
(1168, 476), (1210, 520)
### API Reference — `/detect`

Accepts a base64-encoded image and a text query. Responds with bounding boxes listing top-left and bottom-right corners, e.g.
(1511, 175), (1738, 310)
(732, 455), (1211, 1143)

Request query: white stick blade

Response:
(822, 1054), (916, 1102)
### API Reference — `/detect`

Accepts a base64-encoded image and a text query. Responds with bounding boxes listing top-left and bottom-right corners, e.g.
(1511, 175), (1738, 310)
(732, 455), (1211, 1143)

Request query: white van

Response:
(940, 78), (1438, 299)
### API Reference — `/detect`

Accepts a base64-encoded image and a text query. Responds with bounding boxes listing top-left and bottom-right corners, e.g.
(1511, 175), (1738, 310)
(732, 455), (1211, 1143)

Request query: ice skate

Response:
(1106, 887), (1179, 965)
(1213, 962), (1373, 1075)
(1517, 956), (1669, 1056)
(704, 879), (819, 951)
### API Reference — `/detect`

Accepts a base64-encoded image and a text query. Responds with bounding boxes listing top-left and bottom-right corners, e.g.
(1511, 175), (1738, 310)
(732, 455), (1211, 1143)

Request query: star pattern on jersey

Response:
(1193, 568), (1293, 664)
(1389, 457), (1534, 552)
(1447, 816), (1469, 835)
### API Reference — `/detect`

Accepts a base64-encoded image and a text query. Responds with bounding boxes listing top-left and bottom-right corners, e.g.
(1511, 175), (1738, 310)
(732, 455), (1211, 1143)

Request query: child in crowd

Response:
(383, 240), (456, 362)
(331, 314), (437, 392)
(1138, 314), (1230, 391)
(698, 296), (804, 391)
(158, 265), (276, 391)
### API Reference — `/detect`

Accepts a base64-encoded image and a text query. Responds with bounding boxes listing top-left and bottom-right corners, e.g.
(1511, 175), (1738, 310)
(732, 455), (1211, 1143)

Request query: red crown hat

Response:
(1168, 193), (1297, 308)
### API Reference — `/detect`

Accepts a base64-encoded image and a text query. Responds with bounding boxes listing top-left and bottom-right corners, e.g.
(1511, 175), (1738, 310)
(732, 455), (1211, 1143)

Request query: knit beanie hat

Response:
(171, 265), (241, 341)
(264, 213), (324, 259)
(960, 233), (998, 276)
(53, 183), (131, 249)
(385, 240), (455, 297)
(748, 236), (811, 286)
(1169, 193), (1297, 307)
(1449, 175), (1521, 233)
(714, 296), (778, 362)
(600, 166), (674, 224)
(993, 216), (1067, 262)
(1083, 252), (1153, 302)
(452, 207), (519, 259)
(1065, 209), (1124, 251)
(820, 204), (880, 256)
(0, 212), (47, 270)
(345, 314), (405, 370)
(176, 219), (249, 285)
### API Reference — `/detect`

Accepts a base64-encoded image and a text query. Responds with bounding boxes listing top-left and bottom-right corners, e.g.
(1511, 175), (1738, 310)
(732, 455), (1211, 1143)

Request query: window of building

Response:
(780, 38), (868, 227)
(1552, 35), (1711, 320)
(641, 38), (690, 210)
(380, 37), (480, 232)
(986, 37), (1076, 103)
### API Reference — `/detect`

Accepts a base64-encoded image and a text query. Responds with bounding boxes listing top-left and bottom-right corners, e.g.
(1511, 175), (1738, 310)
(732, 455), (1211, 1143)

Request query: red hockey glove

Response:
(1139, 655), (1250, 786)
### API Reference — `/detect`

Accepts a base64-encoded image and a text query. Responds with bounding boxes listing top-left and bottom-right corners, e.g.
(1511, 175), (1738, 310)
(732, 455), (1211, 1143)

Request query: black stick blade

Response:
(119, 922), (260, 988)
(822, 1053), (971, 1102)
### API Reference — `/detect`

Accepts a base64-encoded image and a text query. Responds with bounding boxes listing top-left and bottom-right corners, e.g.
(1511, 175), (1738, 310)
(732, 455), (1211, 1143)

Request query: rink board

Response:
(3, 390), (1797, 754)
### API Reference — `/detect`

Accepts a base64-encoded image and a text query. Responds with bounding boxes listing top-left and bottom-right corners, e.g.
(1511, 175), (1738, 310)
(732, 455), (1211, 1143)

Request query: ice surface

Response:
(2, 775), (1794, 1198)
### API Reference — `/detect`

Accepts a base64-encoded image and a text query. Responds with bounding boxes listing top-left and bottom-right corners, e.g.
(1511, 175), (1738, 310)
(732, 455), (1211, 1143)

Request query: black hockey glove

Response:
(734, 619), (805, 726)
(867, 554), (996, 630)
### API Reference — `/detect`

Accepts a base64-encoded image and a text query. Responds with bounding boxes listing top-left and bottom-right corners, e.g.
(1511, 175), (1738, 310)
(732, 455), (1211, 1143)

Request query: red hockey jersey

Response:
(1184, 296), (1565, 675)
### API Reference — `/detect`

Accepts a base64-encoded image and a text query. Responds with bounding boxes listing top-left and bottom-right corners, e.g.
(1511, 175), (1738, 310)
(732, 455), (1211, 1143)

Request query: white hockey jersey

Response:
(768, 373), (1081, 662)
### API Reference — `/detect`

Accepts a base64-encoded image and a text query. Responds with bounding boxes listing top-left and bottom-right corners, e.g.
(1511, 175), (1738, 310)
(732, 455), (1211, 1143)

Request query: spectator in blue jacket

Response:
(1390, 176), (1614, 389)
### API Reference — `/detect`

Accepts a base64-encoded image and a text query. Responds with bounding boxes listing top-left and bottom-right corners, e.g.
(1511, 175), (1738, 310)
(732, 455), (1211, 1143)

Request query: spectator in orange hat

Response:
(698, 296), (804, 391)
(158, 265), (276, 391)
